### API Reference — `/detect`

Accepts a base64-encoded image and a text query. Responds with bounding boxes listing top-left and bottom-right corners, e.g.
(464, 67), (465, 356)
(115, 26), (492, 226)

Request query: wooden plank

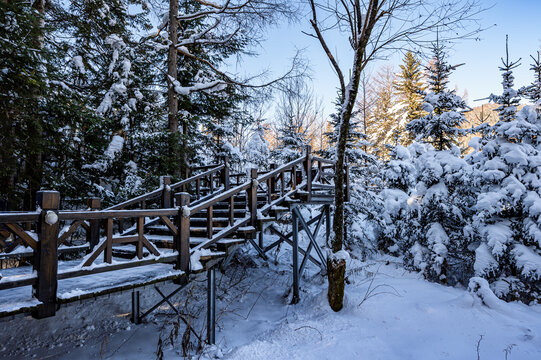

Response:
(5, 223), (37, 250)
(190, 216), (250, 253)
(160, 215), (178, 236)
(59, 254), (178, 280)
(58, 220), (84, 246)
(0, 212), (40, 222)
(112, 235), (139, 244)
(83, 239), (107, 267)
(140, 235), (160, 256)
(58, 208), (177, 221)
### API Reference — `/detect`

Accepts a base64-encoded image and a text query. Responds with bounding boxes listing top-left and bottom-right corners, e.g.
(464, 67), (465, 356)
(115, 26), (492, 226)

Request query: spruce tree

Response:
(394, 51), (426, 145)
(406, 41), (468, 151)
(489, 36), (521, 123)
(0, 1), (46, 209)
(367, 67), (399, 157)
(521, 51), (541, 106)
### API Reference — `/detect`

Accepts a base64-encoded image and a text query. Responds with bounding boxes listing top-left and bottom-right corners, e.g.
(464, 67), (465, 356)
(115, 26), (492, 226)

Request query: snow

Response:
(105, 135), (124, 159)
(72, 55), (85, 74)
(1, 235), (540, 359)
(512, 244), (541, 280)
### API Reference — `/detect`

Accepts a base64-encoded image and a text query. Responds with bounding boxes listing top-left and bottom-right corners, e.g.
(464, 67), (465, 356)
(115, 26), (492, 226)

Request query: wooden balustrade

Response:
(0, 151), (345, 319)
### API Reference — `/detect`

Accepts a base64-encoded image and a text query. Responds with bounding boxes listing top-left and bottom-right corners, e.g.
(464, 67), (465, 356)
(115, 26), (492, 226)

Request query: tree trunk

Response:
(328, 50), (363, 312)
(167, 0), (179, 133)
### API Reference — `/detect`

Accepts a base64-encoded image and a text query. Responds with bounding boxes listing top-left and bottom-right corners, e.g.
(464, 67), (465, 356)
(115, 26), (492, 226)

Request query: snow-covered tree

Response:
(468, 104), (541, 303)
(245, 123), (270, 169)
(521, 51), (541, 107)
(394, 51), (426, 146)
(407, 42), (469, 151)
(488, 36), (521, 123)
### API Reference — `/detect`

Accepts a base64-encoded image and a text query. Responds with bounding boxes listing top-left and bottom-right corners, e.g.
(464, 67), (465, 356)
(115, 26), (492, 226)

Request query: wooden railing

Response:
(0, 146), (346, 318)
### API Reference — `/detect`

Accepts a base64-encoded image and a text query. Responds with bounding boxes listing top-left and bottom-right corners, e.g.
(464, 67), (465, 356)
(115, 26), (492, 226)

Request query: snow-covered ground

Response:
(1, 235), (540, 360)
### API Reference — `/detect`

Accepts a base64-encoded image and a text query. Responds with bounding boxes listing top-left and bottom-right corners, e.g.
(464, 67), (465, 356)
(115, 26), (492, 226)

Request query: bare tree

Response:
(306, 0), (484, 311)
(273, 76), (324, 157)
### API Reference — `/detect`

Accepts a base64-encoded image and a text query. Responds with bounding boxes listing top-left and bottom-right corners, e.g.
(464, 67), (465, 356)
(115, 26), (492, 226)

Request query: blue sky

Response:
(233, 0), (541, 118)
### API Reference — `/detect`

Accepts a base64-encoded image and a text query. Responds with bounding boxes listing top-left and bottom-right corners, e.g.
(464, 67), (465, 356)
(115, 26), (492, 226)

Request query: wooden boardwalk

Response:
(0, 146), (347, 344)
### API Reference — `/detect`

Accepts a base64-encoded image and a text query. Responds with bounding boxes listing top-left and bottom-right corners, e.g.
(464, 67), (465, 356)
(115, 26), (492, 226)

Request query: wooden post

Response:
(136, 216), (144, 259)
(228, 197), (234, 226)
(247, 168), (258, 229)
(104, 218), (113, 263)
(175, 193), (190, 273)
(266, 178), (272, 204)
(33, 191), (60, 319)
(206, 205), (213, 239)
(222, 157), (230, 190)
(291, 207), (299, 305)
(86, 197), (100, 249)
(269, 163), (276, 193)
(291, 164), (296, 190)
(196, 178), (201, 200)
(304, 145), (312, 202)
(161, 176), (172, 208)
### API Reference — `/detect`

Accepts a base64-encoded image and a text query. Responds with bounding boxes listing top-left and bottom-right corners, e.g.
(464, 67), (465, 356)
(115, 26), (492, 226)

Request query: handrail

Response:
(106, 164), (224, 210)
(170, 165), (224, 191)
(191, 163), (220, 171)
(0, 212), (40, 222)
(189, 181), (251, 214)
(106, 188), (163, 210)
(257, 157), (304, 183)
(58, 208), (178, 221)
(312, 155), (335, 165)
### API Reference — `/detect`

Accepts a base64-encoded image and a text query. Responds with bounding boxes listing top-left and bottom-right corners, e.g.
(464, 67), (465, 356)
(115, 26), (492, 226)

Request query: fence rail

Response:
(0, 146), (347, 319)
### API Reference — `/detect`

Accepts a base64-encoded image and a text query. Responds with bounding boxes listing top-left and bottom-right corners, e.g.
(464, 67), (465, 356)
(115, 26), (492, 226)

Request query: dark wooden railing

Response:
(0, 146), (346, 318)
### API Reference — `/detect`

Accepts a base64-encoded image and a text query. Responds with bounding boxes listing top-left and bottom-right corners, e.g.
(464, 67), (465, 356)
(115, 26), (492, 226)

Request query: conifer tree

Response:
(407, 41), (469, 151)
(489, 35), (521, 123)
(521, 51), (541, 106)
(394, 51), (426, 145)
(0, 2), (46, 209)
(368, 67), (399, 157)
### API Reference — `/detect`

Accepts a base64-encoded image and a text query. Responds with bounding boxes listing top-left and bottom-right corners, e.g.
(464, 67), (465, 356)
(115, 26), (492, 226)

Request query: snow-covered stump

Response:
(33, 191), (60, 319)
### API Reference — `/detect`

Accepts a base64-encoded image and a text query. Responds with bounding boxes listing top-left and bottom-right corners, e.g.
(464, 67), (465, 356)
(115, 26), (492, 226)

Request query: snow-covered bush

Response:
(379, 142), (475, 284)
(468, 105), (541, 303)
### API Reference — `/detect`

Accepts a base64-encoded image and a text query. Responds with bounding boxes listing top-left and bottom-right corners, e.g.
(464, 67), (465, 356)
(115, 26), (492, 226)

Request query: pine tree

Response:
(468, 104), (541, 303)
(521, 51), (541, 106)
(406, 41), (469, 151)
(245, 122), (270, 169)
(489, 36), (521, 123)
(0, 2), (46, 209)
(367, 67), (399, 157)
(394, 51), (426, 145)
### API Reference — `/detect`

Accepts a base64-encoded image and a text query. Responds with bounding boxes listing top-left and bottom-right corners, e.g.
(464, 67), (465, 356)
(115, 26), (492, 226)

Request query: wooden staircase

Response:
(0, 145), (342, 323)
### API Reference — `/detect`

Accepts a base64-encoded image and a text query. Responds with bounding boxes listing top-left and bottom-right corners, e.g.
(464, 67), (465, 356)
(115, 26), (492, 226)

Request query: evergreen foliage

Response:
(394, 51), (426, 145)
(488, 36), (521, 123)
(407, 42), (469, 151)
